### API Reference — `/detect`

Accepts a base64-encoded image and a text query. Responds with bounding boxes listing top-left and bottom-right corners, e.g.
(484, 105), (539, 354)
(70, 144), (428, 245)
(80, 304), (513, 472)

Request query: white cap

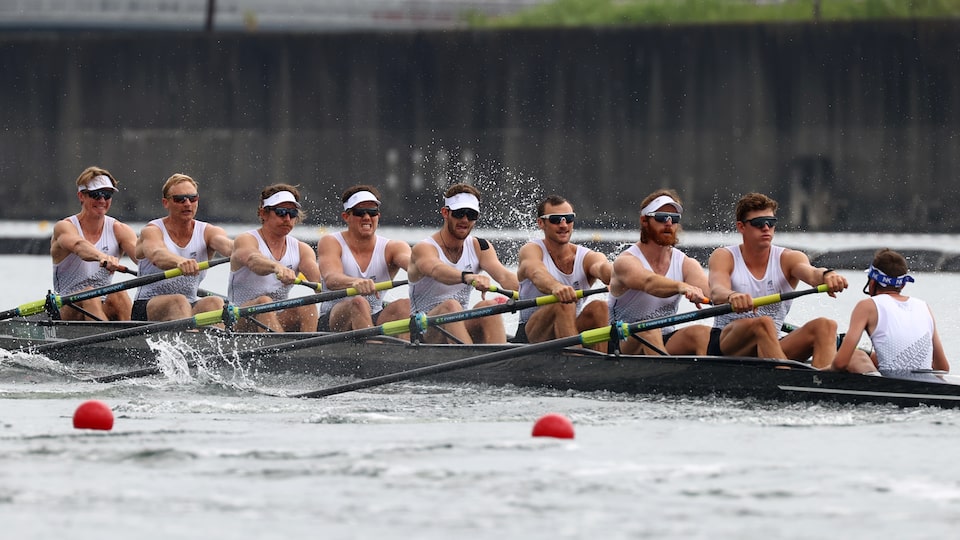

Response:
(343, 190), (381, 210)
(444, 193), (480, 212)
(640, 195), (683, 215)
(79, 175), (117, 193)
(262, 190), (302, 208)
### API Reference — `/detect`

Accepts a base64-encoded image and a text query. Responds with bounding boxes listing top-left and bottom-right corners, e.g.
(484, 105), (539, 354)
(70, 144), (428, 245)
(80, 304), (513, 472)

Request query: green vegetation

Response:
(466, 0), (960, 28)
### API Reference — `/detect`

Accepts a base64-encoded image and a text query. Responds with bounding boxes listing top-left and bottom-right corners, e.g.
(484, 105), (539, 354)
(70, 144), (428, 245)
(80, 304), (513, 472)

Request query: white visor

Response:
(262, 190), (302, 208)
(343, 190), (381, 210)
(640, 195), (683, 215)
(444, 193), (480, 212)
(80, 175), (118, 193)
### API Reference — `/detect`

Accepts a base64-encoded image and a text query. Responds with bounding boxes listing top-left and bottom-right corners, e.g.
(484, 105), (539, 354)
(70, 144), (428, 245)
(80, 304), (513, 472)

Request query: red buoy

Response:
(532, 413), (574, 439)
(73, 400), (114, 431)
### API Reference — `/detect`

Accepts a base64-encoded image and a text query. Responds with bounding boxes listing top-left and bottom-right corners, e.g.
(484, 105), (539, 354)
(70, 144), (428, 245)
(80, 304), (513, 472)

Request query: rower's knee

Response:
(436, 298), (463, 313)
(806, 317), (838, 336)
(743, 317), (779, 340)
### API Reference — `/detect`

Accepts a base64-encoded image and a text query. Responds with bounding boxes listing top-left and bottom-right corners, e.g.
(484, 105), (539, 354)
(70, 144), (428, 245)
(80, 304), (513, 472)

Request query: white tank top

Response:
(320, 232), (391, 316)
(227, 230), (300, 305)
(607, 245), (686, 334)
(52, 215), (122, 294)
(519, 239), (591, 323)
(712, 244), (792, 332)
(135, 219), (210, 302)
(409, 236), (481, 313)
(871, 294), (935, 372)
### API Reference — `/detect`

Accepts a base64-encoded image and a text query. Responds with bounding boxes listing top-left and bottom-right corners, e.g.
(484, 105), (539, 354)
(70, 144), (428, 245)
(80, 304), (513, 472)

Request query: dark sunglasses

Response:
(540, 213), (576, 225)
(449, 208), (479, 221)
(646, 212), (680, 224)
(168, 194), (199, 203)
(744, 216), (778, 229)
(350, 208), (380, 218)
(84, 189), (114, 201)
(270, 207), (300, 219)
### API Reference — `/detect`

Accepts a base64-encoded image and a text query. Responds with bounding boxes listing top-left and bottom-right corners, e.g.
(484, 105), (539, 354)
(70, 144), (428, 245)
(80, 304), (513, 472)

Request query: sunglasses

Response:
(645, 212), (680, 224)
(449, 208), (479, 221)
(168, 194), (199, 203)
(744, 216), (778, 229)
(540, 213), (576, 225)
(84, 189), (114, 201)
(270, 207), (300, 219)
(350, 208), (380, 218)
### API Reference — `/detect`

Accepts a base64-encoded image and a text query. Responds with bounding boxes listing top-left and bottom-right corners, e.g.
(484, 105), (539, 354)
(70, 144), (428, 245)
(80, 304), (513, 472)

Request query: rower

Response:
(317, 185), (411, 332)
(407, 182), (519, 344)
(227, 184), (320, 332)
(515, 194), (611, 351)
(607, 189), (711, 356)
(707, 192), (848, 367)
(132, 173), (234, 322)
(50, 166), (139, 321)
(828, 248), (949, 374)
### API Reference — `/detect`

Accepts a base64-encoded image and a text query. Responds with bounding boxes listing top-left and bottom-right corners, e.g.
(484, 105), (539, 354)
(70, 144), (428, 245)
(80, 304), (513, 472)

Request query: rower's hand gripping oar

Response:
(293, 285), (830, 398)
(91, 287), (605, 384)
(34, 279), (405, 355)
(0, 257), (230, 321)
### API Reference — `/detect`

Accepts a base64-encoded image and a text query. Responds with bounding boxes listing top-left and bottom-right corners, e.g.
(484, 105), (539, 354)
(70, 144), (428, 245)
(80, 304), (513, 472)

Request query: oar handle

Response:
(487, 286), (519, 300)
(294, 273), (322, 291)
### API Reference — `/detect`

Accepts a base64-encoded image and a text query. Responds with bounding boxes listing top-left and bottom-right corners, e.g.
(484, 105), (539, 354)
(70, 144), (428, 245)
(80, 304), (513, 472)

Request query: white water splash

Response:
(0, 347), (76, 376)
(144, 333), (260, 392)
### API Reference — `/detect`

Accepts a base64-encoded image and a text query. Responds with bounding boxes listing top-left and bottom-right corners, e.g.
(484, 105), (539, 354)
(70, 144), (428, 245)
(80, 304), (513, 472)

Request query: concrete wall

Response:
(0, 22), (957, 232)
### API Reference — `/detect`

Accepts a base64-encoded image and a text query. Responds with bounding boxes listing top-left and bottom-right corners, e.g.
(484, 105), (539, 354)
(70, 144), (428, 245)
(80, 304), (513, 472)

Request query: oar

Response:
(291, 285), (830, 398)
(33, 279), (405, 355)
(119, 266), (228, 300)
(0, 257), (230, 321)
(487, 286), (519, 300)
(413, 286), (606, 332)
(91, 287), (606, 384)
(293, 273), (323, 292)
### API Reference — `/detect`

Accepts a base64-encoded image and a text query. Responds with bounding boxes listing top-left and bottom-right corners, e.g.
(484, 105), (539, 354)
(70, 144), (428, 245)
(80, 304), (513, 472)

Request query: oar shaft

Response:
(31, 318), (203, 353)
(418, 287), (607, 331)
(87, 280), (409, 382)
(60, 257), (229, 307)
(292, 333), (588, 398)
(91, 320), (406, 383)
(5, 257), (233, 321)
(612, 284), (830, 345)
(48, 280), (408, 354)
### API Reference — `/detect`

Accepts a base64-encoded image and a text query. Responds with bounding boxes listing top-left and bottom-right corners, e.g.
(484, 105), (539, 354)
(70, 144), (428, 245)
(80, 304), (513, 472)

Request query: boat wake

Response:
(0, 347), (79, 379)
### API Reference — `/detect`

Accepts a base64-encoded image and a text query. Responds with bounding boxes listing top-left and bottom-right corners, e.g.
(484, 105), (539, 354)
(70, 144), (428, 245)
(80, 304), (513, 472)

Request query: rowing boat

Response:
(2, 317), (959, 408)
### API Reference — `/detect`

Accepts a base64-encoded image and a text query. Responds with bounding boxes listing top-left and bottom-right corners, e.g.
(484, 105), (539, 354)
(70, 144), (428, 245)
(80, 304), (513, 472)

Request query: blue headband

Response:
(865, 265), (915, 288)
